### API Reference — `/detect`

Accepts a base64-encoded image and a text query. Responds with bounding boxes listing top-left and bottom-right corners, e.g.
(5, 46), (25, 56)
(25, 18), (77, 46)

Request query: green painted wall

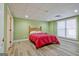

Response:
(77, 15), (79, 40)
(14, 17), (49, 40)
(48, 21), (57, 35)
(4, 4), (7, 52)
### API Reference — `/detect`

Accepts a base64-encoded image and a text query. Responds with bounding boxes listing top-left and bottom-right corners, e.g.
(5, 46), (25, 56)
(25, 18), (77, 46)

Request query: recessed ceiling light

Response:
(74, 9), (78, 13)
(25, 15), (29, 18)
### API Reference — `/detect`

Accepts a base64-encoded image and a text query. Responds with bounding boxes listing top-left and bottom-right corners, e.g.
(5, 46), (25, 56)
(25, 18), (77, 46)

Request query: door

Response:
(0, 3), (4, 53)
(7, 7), (13, 51)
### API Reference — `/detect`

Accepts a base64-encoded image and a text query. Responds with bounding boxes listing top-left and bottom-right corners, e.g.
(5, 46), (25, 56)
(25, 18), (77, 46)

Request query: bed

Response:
(29, 26), (60, 48)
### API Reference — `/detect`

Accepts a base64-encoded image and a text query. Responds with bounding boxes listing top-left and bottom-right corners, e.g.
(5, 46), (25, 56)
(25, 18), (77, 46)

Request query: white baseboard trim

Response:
(13, 39), (28, 43)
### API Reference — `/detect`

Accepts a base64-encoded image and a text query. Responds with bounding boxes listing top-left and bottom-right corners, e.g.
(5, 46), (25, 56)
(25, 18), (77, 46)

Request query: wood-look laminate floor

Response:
(8, 38), (79, 56)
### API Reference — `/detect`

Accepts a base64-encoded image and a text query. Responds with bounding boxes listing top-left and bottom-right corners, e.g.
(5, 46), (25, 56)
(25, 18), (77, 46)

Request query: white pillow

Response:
(30, 31), (43, 34)
(30, 31), (37, 34)
(37, 31), (43, 33)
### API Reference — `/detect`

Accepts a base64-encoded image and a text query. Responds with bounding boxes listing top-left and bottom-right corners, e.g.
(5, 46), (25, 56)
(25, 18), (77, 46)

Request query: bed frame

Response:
(29, 26), (42, 34)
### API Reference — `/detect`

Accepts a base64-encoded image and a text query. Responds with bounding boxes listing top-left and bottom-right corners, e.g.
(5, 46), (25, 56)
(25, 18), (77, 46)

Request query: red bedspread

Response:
(29, 33), (60, 48)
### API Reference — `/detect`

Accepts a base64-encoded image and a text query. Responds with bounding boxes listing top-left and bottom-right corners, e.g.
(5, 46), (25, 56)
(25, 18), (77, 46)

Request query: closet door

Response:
(7, 7), (13, 51)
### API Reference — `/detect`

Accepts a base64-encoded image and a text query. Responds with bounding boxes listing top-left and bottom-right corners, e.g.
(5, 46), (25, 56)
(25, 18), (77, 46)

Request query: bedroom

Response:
(3, 3), (79, 56)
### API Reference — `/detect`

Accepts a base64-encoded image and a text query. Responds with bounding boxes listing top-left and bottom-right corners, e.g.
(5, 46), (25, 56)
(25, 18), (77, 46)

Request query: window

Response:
(66, 18), (77, 39)
(57, 18), (77, 39)
(57, 20), (65, 37)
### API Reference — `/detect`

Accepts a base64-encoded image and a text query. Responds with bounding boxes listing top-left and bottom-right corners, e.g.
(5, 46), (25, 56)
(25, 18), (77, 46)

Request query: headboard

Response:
(29, 26), (42, 34)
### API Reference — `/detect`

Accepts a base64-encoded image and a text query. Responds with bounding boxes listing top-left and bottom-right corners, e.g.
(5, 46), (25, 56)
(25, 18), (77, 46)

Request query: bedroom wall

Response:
(4, 3), (7, 52)
(48, 21), (57, 35)
(14, 17), (49, 40)
(0, 3), (4, 53)
(77, 15), (79, 41)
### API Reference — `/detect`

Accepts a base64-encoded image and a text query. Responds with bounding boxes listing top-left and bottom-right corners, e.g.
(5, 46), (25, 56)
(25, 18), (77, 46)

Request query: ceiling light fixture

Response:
(25, 15), (29, 18)
(74, 9), (78, 13)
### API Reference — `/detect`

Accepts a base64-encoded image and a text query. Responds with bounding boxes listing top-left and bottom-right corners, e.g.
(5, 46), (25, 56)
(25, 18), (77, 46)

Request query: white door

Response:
(6, 7), (13, 51)
(0, 3), (4, 53)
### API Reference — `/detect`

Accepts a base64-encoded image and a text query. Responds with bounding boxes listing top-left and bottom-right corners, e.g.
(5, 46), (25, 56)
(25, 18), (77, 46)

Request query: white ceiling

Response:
(8, 3), (79, 21)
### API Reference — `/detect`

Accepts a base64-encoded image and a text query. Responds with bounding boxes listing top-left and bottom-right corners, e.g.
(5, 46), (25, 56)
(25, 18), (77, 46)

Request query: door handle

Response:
(2, 38), (4, 42)
(9, 41), (11, 43)
(9, 29), (12, 31)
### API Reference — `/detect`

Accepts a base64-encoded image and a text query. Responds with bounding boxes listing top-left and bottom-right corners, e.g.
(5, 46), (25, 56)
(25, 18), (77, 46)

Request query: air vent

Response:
(55, 15), (61, 17)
